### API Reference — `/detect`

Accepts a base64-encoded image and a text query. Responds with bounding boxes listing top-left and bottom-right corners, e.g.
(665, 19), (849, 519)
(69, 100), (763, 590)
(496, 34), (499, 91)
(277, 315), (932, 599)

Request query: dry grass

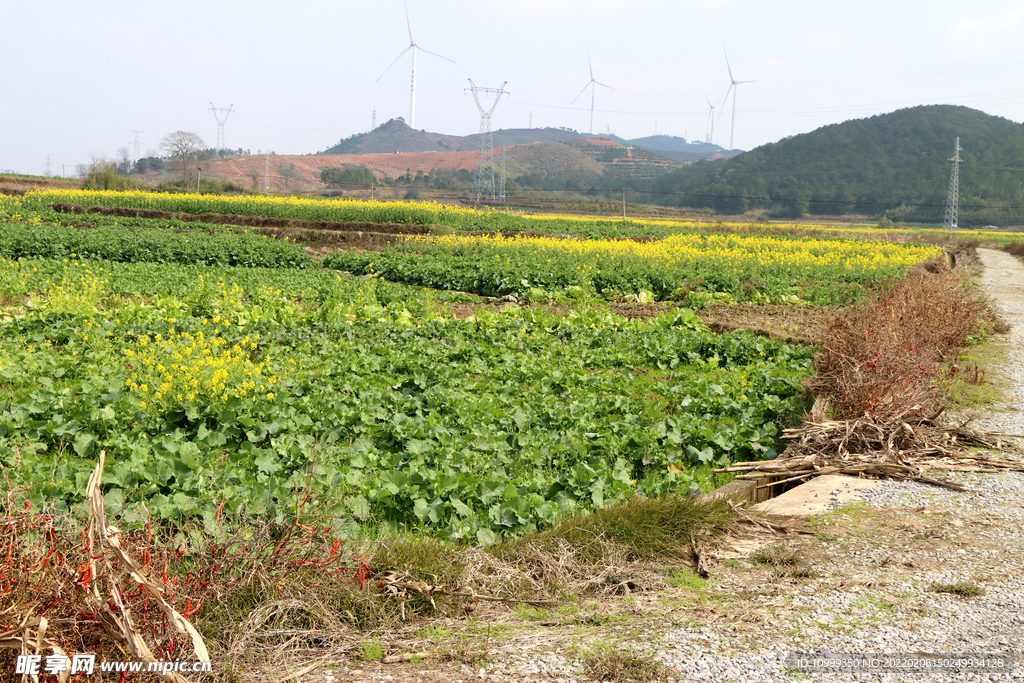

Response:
(930, 580), (984, 598)
(578, 642), (672, 683)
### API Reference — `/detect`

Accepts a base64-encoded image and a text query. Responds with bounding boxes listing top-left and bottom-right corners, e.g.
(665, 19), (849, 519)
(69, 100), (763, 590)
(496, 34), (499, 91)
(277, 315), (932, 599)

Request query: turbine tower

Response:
(944, 137), (962, 229)
(572, 47), (615, 135)
(466, 79), (509, 204)
(376, 0), (454, 130)
(703, 93), (717, 145)
(720, 47), (754, 150)
(209, 103), (234, 151)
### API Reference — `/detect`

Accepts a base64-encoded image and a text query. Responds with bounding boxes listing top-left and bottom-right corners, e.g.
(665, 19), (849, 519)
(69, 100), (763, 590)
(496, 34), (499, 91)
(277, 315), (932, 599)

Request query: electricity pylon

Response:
(944, 137), (961, 229)
(466, 79), (508, 204)
(209, 103), (234, 151)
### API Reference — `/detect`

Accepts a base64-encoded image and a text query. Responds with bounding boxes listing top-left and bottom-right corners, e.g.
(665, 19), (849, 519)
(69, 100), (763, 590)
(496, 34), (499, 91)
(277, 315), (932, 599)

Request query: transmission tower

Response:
(466, 79), (508, 204)
(944, 137), (961, 229)
(209, 103), (234, 151)
(264, 154), (270, 192)
(499, 147), (506, 203)
(131, 131), (144, 161)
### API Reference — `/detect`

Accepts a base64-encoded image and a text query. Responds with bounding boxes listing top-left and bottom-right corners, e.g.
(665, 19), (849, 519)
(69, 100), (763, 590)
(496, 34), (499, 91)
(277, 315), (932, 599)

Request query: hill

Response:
(321, 120), (582, 155)
(323, 120), (729, 163)
(647, 105), (1024, 226)
(205, 150), (481, 193)
(204, 121), (740, 193)
(322, 118), (465, 155)
(504, 142), (607, 188)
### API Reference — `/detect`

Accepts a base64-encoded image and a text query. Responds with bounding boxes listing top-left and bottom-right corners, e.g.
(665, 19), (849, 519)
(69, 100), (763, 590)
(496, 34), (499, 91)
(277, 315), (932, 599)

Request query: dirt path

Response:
(973, 248), (1024, 428)
(295, 251), (1024, 683)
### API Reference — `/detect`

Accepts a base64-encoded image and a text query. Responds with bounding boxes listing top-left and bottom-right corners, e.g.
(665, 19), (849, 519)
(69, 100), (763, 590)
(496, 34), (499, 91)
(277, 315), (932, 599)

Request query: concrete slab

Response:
(750, 474), (883, 517)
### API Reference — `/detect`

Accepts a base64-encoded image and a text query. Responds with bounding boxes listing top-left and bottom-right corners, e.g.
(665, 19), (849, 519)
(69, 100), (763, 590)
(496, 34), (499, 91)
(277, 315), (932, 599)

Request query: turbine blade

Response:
(716, 84), (733, 123)
(571, 82), (592, 104)
(404, 0), (413, 44)
(416, 45), (455, 63)
(594, 80), (616, 91)
(587, 46), (594, 81)
(376, 45), (412, 82)
(722, 45), (734, 82)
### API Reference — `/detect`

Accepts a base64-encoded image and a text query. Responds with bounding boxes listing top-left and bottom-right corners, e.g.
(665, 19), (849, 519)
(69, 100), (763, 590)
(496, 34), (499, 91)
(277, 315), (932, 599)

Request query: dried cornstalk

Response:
(0, 617), (71, 683)
(84, 451), (210, 683)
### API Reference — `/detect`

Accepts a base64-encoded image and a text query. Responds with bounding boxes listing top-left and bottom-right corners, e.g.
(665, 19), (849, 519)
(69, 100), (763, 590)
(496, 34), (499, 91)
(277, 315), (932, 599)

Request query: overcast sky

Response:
(3, 0), (1023, 176)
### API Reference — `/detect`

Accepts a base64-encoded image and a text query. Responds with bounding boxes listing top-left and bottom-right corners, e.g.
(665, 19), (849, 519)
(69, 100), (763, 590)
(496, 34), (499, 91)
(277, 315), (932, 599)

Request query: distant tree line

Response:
(634, 105), (1024, 226)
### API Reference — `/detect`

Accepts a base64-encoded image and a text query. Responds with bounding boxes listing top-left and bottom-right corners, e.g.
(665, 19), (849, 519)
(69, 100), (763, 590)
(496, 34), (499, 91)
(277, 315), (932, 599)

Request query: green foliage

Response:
(0, 223), (311, 269)
(0, 259), (811, 541)
(81, 161), (140, 191)
(321, 167), (376, 189)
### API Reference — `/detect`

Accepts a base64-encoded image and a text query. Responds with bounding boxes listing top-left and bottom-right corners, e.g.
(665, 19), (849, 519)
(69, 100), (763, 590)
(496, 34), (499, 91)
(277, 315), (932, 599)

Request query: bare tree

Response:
(160, 131), (206, 190)
(116, 146), (133, 175)
(277, 163), (300, 191)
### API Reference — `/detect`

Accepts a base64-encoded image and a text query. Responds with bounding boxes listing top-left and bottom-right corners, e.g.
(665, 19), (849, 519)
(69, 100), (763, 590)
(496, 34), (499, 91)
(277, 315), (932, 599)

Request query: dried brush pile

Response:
(723, 256), (1021, 487)
(724, 405), (1024, 492)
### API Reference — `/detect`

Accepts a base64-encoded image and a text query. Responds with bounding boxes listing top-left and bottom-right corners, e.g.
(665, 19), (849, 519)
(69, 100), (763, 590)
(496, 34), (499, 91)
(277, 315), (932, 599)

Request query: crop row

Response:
(16, 189), (1024, 242)
(0, 222), (312, 269)
(20, 189), (480, 228)
(323, 232), (943, 304)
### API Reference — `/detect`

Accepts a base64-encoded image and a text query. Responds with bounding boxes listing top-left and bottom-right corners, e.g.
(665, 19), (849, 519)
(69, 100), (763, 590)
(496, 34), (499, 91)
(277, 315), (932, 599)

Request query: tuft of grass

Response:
(941, 340), (1010, 410)
(751, 543), (819, 580)
(751, 544), (801, 568)
(501, 494), (742, 565)
(373, 536), (467, 585)
(361, 639), (384, 661)
(579, 642), (672, 683)
(662, 568), (707, 590)
(930, 580), (983, 597)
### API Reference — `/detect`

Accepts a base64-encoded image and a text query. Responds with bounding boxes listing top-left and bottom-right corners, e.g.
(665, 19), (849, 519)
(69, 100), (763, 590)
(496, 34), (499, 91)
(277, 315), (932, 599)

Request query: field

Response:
(1, 186), (997, 679)
(0, 189), (957, 543)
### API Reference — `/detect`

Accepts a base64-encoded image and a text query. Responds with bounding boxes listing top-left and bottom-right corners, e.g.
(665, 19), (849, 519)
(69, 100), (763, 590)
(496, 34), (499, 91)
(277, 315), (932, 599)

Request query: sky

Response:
(3, 0), (1024, 176)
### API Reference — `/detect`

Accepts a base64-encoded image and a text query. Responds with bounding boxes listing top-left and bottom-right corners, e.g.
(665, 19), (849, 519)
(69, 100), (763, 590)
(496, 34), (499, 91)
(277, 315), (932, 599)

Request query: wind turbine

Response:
(720, 46), (754, 150)
(703, 92), (717, 145)
(571, 47), (615, 135)
(376, 0), (454, 130)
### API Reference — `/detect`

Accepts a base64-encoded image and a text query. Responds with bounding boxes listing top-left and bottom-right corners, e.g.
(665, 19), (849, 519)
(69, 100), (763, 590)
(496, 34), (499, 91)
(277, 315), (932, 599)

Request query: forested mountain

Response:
(646, 105), (1024, 226)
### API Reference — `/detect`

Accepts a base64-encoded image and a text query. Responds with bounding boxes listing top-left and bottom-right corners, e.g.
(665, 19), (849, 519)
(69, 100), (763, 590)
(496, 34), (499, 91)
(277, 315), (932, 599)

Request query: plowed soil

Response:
(206, 151), (483, 191)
